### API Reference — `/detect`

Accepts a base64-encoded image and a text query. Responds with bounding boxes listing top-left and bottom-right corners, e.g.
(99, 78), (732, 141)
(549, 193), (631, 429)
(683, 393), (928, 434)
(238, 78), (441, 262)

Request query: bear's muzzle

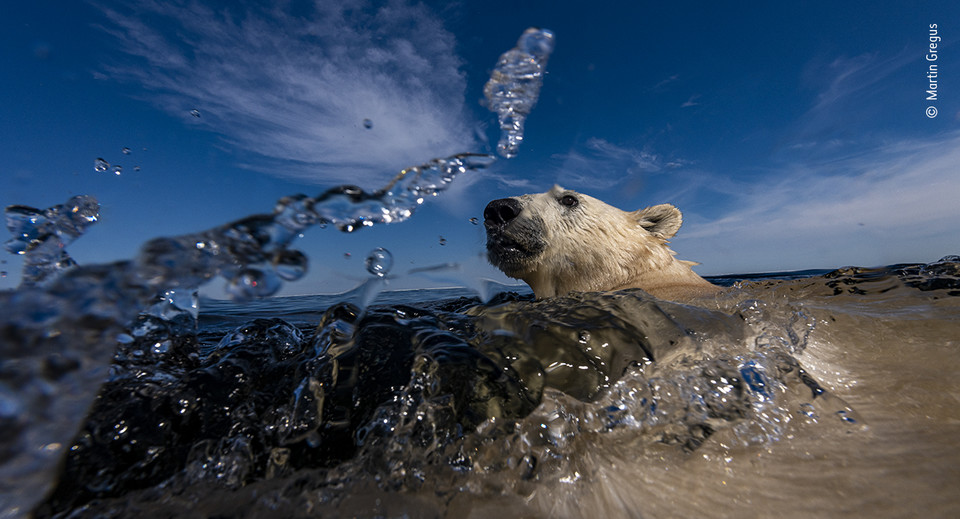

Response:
(484, 198), (545, 275)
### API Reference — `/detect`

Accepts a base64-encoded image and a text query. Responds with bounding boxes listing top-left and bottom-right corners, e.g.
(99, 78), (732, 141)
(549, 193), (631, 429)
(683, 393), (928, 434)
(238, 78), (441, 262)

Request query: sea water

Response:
(21, 261), (960, 518)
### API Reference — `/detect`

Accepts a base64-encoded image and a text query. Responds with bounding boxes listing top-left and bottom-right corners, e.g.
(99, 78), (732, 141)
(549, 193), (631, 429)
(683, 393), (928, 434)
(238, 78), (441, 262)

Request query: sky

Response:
(1, 0), (958, 297)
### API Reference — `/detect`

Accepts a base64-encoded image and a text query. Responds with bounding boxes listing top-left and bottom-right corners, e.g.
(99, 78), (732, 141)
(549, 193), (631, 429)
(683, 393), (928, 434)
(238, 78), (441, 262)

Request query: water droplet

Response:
(94, 158), (109, 172)
(362, 118), (373, 129)
(365, 248), (393, 277)
(151, 340), (171, 355)
(225, 268), (281, 301)
(469, 217), (479, 225)
(836, 409), (857, 424)
(134, 166), (141, 172)
(190, 109), (201, 118)
(270, 448), (290, 467)
(0, 271), (6, 278)
(273, 250), (308, 281)
(121, 147), (131, 155)
(344, 252), (351, 259)
(438, 236), (447, 246)
(111, 165), (123, 176)
(518, 27), (556, 58)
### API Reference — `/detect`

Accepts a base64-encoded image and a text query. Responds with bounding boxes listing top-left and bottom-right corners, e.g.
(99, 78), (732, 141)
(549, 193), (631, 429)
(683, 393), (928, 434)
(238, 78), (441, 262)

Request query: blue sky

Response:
(2, 0), (958, 297)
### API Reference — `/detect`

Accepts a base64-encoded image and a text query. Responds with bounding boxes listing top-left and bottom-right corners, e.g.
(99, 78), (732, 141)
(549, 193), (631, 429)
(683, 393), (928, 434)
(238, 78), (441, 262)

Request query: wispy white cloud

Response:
(674, 132), (960, 273)
(651, 74), (679, 91)
(548, 137), (672, 189)
(805, 51), (912, 112)
(96, 0), (476, 186)
(680, 94), (701, 108)
(790, 49), (914, 148)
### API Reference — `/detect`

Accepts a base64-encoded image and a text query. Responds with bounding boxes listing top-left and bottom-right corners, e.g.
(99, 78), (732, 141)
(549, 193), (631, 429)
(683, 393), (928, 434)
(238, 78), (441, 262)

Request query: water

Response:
(4, 195), (100, 286)
(19, 260), (960, 518)
(484, 27), (555, 158)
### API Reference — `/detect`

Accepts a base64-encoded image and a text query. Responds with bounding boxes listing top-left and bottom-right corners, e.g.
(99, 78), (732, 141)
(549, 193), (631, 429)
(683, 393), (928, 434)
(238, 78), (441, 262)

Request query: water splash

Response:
(484, 27), (555, 158)
(0, 154), (493, 517)
(0, 151), (495, 517)
(310, 153), (496, 233)
(0, 26), (552, 517)
(407, 262), (508, 302)
(4, 195), (100, 286)
(132, 151), (494, 302)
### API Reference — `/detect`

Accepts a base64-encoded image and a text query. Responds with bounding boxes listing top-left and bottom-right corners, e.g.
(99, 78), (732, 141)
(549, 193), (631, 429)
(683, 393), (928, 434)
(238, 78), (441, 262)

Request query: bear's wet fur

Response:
(484, 185), (719, 301)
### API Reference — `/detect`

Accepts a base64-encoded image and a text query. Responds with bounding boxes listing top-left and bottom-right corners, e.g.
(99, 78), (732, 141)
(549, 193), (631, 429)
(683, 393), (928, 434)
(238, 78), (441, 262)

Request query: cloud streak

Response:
(675, 132), (960, 273)
(789, 49), (916, 149)
(97, 0), (476, 186)
(548, 137), (668, 189)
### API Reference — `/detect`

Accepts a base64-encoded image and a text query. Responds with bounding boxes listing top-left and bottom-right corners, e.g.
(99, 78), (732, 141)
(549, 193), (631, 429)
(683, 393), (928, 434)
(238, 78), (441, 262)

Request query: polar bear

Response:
(483, 185), (719, 301)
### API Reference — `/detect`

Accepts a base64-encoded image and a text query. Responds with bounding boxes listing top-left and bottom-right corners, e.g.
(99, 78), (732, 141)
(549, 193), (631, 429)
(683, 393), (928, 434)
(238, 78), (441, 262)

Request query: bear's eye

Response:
(559, 195), (579, 208)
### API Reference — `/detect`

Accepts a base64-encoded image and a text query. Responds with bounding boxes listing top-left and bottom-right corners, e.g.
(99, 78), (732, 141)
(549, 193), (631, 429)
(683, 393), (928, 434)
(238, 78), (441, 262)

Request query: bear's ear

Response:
(633, 204), (682, 239)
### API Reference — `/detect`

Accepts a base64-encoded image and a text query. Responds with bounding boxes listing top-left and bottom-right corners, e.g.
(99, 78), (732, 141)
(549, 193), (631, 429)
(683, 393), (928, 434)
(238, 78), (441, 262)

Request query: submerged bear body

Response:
(484, 185), (719, 301)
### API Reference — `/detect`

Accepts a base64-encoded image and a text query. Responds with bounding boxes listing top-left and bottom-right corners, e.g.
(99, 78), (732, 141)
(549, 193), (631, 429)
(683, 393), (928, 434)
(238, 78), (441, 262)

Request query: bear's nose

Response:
(484, 198), (523, 226)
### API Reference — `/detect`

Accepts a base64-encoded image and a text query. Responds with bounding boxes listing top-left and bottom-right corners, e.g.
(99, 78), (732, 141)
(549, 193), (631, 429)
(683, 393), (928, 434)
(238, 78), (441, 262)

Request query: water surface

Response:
(27, 259), (960, 518)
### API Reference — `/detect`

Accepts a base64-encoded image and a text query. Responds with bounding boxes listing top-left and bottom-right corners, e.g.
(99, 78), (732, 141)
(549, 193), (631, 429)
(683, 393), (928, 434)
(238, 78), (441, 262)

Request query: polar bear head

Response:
(483, 185), (715, 300)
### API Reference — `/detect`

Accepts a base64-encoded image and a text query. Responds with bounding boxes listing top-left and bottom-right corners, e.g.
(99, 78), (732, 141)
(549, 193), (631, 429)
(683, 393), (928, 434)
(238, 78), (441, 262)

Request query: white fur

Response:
(487, 186), (718, 301)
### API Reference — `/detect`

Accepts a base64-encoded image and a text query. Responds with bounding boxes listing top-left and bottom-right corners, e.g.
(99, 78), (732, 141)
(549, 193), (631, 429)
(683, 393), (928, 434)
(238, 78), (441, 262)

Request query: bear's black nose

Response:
(484, 198), (522, 226)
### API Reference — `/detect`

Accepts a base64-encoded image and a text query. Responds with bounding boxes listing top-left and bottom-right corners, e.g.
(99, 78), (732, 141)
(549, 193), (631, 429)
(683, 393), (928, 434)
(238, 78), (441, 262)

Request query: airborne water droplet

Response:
(190, 109), (201, 118)
(469, 217), (479, 225)
(362, 118), (373, 129)
(365, 248), (393, 277)
(122, 147), (131, 155)
(112, 165), (123, 176)
(273, 250), (308, 281)
(94, 158), (109, 172)
(518, 27), (556, 58)
(224, 268), (281, 301)
(438, 236), (447, 246)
